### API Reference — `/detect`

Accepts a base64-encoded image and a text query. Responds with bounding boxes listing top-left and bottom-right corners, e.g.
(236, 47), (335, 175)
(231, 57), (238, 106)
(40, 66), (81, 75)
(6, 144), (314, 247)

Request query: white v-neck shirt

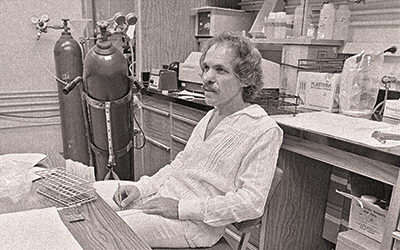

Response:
(134, 104), (283, 243)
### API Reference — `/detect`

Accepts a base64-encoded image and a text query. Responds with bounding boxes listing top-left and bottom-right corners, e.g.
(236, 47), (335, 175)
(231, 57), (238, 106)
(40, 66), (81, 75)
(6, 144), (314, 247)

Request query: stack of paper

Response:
(0, 207), (82, 250)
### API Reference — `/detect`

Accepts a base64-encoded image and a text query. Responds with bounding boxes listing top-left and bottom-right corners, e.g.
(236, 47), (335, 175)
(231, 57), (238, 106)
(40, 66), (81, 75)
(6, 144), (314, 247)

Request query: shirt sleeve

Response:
(178, 126), (283, 227)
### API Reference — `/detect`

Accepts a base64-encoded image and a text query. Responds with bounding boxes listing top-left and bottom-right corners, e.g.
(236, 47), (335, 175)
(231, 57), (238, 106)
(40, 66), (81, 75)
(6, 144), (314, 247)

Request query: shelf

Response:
(250, 38), (344, 51)
(279, 134), (399, 186)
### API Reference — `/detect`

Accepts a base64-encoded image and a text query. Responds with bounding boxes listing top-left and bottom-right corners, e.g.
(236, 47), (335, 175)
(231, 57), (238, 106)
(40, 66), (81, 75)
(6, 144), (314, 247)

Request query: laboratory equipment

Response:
(31, 16), (89, 165)
(35, 168), (96, 206)
(32, 13), (144, 181)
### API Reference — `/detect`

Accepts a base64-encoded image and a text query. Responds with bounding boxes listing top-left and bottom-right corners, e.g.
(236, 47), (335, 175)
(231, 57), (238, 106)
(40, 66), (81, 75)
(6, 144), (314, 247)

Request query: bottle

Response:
(264, 12), (276, 39)
(293, 0), (304, 37)
(286, 14), (294, 38)
(317, 1), (336, 40)
(306, 22), (316, 39)
(333, 4), (351, 41)
(274, 12), (287, 39)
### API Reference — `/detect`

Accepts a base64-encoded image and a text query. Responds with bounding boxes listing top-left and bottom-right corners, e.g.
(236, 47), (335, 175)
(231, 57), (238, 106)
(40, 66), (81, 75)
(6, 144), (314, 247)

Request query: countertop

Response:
(142, 89), (400, 167)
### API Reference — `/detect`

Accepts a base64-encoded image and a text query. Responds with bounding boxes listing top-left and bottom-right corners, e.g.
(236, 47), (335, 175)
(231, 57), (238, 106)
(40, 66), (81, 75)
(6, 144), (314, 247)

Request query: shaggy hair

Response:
(199, 31), (264, 102)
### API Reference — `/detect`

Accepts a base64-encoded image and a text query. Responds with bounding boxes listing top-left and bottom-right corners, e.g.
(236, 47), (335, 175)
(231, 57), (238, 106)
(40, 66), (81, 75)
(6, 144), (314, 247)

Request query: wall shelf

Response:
(250, 38), (344, 50)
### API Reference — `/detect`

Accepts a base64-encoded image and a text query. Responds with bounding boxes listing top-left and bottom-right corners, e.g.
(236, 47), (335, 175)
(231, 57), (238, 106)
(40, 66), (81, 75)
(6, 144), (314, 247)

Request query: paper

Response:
(65, 159), (96, 182)
(0, 207), (82, 250)
(273, 112), (400, 148)
(0, 153), (46, 164)
(0, 153), (46, 182)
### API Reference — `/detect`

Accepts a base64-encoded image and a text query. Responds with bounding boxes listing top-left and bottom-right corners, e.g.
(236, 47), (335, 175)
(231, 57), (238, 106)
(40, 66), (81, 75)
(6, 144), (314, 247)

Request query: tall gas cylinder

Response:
(83, 21), (134, 180)
(54, 19), (90, 165)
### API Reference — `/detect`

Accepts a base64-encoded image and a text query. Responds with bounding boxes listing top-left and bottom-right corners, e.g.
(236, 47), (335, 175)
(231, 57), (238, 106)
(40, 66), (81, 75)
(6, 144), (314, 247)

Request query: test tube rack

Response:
(35, 168), (97, 206)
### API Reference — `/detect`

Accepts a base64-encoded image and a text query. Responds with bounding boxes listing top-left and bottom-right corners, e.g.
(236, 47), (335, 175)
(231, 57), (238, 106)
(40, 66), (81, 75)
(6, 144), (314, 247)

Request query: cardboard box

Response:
(336, 230), (380, 250)
(383, 99), (400, 124)
(336, 190), (388, 242)
(296, 71), (340, 112)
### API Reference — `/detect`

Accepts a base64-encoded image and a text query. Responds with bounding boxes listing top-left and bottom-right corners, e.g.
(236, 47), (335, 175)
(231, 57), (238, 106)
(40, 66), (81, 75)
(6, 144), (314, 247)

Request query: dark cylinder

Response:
(54, 30), (90, 165)
(83, 38), (133, 180)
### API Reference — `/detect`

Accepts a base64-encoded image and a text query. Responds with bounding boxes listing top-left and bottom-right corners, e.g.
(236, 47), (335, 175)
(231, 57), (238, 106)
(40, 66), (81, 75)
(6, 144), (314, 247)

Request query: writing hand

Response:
(136, 197), (179, 220)
(113, 184), (140, 208)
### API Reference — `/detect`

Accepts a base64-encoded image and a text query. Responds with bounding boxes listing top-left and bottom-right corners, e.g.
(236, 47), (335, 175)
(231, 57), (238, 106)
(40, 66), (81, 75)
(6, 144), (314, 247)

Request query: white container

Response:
(264, 12), (276, 39)
(286, 14), (294, 38)
(333, 4), (351, 41)
(317, 2), (336, 40)
(293, 2), (304, 37)
(274, 12), (287, 39)
(306, 22), (316, 39)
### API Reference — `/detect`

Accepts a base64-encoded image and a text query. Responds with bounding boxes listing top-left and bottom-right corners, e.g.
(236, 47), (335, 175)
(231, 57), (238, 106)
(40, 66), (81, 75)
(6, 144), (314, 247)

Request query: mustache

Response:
(202, 81), (215, 91)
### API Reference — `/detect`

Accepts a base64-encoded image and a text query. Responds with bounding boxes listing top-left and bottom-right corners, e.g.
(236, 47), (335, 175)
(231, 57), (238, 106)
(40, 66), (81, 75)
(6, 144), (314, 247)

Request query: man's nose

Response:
(202, 68), (215, 82)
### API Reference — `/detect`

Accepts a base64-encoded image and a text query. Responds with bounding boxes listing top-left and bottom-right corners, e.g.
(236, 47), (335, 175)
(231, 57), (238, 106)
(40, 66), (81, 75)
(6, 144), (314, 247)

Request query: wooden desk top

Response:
(0, 153), (151, 250)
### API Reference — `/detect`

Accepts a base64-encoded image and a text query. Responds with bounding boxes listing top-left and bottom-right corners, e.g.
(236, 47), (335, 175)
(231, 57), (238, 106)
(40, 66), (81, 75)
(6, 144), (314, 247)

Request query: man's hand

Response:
(113, 185), (140, 208)
(136, 197), (179, 220)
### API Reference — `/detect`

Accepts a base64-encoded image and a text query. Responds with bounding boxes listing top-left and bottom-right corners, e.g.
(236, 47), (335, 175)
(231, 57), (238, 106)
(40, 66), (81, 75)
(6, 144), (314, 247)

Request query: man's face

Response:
(201, 43), (243, 107)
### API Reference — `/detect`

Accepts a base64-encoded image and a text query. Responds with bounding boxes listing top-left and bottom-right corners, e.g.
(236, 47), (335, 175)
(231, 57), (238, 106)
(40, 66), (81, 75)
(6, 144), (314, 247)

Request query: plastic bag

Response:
(339, 50), (385, 118)
(0, 158), (33, 203)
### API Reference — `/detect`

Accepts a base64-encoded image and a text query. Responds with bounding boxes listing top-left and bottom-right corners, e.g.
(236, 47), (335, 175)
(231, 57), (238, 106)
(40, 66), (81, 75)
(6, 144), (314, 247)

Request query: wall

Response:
(0, 0), (84, 154)
(0, 0), (84, 92)
(134, 0), (242, 78)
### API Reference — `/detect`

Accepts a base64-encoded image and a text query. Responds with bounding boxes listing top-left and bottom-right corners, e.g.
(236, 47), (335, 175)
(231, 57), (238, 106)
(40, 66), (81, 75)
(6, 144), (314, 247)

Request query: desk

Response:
(0, 153), (151, 250)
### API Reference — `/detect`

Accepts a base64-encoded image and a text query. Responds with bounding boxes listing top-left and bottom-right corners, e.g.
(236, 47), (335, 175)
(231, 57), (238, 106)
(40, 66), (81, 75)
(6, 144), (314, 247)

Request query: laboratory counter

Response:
(136, 90), (400, 250)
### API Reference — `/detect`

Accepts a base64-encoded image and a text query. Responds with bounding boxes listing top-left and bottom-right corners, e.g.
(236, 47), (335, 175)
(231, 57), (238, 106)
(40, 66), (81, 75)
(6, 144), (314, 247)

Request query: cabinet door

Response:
(139, 96), (171, 177)
(142, 137), (171, 177)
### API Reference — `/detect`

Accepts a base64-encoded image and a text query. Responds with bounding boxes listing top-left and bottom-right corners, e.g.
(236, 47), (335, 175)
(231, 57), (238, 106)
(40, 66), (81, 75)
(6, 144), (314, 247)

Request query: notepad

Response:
(0, 207), (82, 250)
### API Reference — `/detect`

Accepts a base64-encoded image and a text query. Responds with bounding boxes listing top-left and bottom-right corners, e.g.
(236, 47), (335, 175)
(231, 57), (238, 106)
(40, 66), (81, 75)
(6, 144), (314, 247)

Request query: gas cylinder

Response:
(83, 21), (134, 180)
(54, 19), (90, 165)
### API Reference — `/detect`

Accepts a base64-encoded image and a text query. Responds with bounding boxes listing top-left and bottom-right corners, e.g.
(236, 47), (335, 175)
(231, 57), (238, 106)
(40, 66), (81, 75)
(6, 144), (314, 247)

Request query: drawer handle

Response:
(171, 113), (198, 126)
(142, 105), (170, 117)
(147, 137), (170, 151)
(171, 135), (187, 145)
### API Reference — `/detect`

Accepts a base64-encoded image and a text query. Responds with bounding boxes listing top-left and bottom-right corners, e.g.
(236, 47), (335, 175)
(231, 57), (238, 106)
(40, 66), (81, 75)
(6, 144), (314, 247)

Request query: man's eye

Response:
(216, 68), (226, 73)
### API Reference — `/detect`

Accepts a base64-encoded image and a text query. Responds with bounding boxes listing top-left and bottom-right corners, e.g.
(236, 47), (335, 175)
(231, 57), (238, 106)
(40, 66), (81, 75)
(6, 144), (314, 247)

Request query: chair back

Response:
(232, 167), (283, 250)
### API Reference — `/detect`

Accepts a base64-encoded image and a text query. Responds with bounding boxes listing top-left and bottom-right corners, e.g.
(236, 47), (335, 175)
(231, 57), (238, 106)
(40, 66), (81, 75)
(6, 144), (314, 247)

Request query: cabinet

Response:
(133, 92), (208, 180)
(277, 120), (400, 250)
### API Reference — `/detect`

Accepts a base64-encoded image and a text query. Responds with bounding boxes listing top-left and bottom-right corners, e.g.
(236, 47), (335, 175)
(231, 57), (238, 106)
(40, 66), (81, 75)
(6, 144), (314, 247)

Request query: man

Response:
(107, 31), (283, 248)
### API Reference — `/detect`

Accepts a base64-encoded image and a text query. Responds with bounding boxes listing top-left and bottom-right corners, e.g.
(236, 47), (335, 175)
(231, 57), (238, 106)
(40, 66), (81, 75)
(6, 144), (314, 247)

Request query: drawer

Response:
(142, 95), (170, 112)
(172, 102), (207, 122)
(142, 104), (170, 145)
(171, 135), (186, 160)
(143, 137), (171, 177)
(171, 114), (198, 141)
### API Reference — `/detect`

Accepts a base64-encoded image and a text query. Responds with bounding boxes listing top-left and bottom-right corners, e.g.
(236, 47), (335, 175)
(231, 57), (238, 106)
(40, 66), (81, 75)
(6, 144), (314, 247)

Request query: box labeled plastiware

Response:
(296, 71), (340, 112)
(336, 190), (388, 242)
